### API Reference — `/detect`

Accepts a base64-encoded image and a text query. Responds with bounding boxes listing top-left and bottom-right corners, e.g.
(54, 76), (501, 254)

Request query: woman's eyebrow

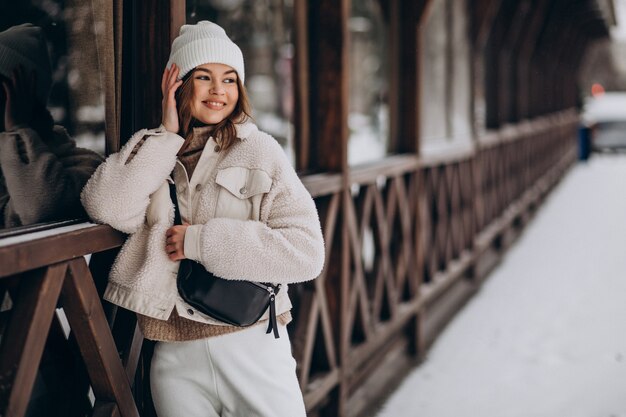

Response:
(194, 68), (237, 76)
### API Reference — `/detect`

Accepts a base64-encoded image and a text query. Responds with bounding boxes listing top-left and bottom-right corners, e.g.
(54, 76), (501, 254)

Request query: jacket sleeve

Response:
(80, 126), (184, 234)
(0, 126), (103, 228)
(184, 147), (325, 285)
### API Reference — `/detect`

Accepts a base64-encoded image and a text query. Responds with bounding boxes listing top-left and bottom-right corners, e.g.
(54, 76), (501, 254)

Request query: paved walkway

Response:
(377, 154), (626, 417)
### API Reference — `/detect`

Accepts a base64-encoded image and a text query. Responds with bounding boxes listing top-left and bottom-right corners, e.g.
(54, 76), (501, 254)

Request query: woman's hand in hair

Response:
(161, 63), (183, 133)
(165, 223), (189, 261)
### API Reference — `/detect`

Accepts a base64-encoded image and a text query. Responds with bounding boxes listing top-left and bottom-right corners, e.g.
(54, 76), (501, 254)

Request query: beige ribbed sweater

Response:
(138, 128), (291, 342)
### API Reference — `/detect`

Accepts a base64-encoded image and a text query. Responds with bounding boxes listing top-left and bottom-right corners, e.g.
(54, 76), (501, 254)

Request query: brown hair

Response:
(175, 70), (252, 156)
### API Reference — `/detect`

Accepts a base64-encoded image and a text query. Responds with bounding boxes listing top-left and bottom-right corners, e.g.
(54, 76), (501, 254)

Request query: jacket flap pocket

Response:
(216, 166), (272, 199)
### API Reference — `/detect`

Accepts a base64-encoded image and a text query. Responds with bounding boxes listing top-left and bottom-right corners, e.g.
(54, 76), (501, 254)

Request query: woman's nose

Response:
(210, 82), (225, 95)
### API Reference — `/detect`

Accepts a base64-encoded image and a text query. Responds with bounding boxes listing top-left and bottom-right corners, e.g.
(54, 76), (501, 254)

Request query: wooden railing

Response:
(0, 111), (579, 417)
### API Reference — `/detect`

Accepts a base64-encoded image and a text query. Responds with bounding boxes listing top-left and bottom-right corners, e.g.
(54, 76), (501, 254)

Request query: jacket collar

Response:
(191, 120), (256, 141)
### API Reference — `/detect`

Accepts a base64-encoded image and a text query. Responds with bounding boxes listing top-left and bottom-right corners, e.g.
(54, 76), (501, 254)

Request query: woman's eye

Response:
(195, 75), (210, 81)
(223, 78), (236, 84)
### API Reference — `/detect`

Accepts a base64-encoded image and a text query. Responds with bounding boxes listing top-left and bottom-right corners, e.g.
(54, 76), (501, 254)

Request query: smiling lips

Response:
(202, 100), (227, 110)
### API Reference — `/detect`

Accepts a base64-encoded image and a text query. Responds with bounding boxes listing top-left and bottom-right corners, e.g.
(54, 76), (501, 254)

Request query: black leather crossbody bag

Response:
(169, 183), (281, 338)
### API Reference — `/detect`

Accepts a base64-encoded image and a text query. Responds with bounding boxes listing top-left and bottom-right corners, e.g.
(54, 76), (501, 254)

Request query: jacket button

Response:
(187, 309), (194, 316)
(195, 184), (202, 191)
(214, 145), (221, 152)
(239, 187), (247, 195)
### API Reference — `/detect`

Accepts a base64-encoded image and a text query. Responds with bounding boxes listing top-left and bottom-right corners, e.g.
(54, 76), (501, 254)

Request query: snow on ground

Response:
(377, 154), (626, 417)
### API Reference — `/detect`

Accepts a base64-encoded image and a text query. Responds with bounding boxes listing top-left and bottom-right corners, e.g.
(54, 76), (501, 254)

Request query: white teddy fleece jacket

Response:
(80, 121), (325, 326)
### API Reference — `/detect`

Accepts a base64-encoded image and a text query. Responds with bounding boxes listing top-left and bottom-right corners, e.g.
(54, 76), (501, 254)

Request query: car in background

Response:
(582, 91), (626, 152)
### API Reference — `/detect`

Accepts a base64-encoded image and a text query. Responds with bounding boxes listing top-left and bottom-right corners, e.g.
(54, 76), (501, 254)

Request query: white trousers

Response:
(150, 324), (307, 417)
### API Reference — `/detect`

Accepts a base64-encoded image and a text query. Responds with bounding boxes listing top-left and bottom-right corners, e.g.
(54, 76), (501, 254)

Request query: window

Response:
(420, 0), (472, 154)
(0, 0), (106, 233)
(348, 0), (390, 165)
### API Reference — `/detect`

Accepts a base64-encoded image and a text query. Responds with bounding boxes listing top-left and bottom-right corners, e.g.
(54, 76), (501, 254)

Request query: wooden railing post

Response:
(0, 265), (66, 417)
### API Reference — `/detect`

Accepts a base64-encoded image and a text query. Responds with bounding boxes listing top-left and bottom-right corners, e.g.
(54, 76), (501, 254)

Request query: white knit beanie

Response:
(167, 21), (245, 83)
(0, 23), (52, 104)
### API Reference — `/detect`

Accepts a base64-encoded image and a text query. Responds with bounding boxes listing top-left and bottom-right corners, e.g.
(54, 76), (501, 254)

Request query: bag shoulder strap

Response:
(168, 181), (182, 226)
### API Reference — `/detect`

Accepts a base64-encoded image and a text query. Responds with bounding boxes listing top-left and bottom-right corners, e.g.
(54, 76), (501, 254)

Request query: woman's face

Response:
(190, 63), (239, 125)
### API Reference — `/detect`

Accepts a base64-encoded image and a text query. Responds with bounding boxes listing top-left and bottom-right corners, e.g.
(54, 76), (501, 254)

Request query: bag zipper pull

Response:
(265, 288), (279, 338)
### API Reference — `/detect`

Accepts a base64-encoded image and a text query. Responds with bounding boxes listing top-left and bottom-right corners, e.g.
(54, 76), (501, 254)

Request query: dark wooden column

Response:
(294, 0), (311, 172)
(556, 11), (608, 111)
(308, 0), (349, 174)
(469, 0), (503, 134)
(549, 16), (578, 113)
(516, 0), (551, 120)
(104, 0), (124, 154)
(393, 0), (435, 154)
(485, 1), (518, 128)
(529, 0), (584, 118)
(306, 2), (349, 416)
(570, 35), (591, 108)
(499, 0), (532, 124)
(535, 4), (566, 115)
(122, 0), (185, 146)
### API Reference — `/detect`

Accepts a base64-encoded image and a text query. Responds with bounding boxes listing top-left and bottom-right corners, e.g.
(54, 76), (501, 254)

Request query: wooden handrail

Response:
(0, 224), (125, 278)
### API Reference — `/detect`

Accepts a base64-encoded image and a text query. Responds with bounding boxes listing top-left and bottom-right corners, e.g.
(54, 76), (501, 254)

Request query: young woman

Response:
(81, 21), (324, 417)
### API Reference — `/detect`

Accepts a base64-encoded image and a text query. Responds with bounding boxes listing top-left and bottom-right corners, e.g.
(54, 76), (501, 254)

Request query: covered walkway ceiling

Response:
(469, 0), (614, 127)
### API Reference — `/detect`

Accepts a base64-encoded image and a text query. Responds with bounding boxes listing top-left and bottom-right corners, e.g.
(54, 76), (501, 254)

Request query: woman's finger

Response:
(168, 80), (182, 101)
(4, 74), (15, 101)
(168, 66), (180, 92)
(165, 64), (176, 89)
(169, 65), (179, 85)
(169, 77), (183, 93)
(2, 80), (8, 99)
(166, 245), (179, 254)
(2, 80), (11, 102)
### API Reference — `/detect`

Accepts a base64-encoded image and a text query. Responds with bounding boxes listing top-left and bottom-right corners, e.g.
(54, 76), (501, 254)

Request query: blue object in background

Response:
(578, 125), (592, 161)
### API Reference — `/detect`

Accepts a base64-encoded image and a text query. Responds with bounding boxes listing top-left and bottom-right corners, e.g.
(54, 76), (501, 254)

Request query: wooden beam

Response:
(470, 0), (504, 134)
(548, 17), (578, 113)
(294, 0), (311, 172)
(308, 0), (349, 173)
(0, 264), (67, 417)
(395, 0), (435, 154)
(553, 6), (606, 111)
(0, 225), (125, 278)
(529, 0), (569, 117)
(125, 0), (183, 146)
(516, 0), (552, 119)
(474, 0), (504, 49)
(388, 0), (401, 154)
(62, 259), (139, 417)
(170, 0), (185, 43)
(505, 0), (537, 122)
(499, 0), (532, 124)
(104, 0), (124, 154)
(110, 307), (144, 383)
(93, 401), (121, 417)
(486, 1), (518, 128)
